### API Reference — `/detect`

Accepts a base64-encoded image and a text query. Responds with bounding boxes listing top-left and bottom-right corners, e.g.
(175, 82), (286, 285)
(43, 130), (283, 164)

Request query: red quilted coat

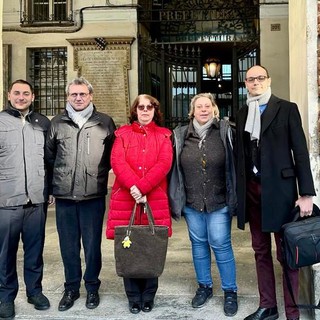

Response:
(106, 121), (173, 239)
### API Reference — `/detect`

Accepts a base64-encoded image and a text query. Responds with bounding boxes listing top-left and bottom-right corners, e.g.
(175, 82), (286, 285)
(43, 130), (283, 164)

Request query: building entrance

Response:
(138, 0), (260, 128)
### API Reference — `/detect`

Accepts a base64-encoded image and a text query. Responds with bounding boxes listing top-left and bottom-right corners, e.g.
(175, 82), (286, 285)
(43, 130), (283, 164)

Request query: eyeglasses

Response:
(137, 104), (155, 111)
(69, 92), (89, 99)
(245, 76), (268, 83)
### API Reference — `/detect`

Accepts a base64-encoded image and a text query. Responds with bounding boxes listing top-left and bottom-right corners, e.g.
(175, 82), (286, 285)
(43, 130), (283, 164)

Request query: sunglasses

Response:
(137, 104), (155, 111)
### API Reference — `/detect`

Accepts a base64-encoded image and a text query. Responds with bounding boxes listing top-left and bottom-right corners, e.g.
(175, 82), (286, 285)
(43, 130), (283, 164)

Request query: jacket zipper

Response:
(87, 132), (90, 155)
(22, 117), (29, 202)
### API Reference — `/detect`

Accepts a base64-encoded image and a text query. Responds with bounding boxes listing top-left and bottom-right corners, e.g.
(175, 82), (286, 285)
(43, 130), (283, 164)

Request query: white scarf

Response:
(245, 87), (272, 141)
(193, 117), (215, 149)
(66, 102), (94, 129)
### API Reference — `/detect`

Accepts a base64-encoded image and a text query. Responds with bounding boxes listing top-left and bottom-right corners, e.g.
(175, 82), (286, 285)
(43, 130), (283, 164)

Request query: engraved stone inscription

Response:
(78, 50), (128, 125)
(67, 38), (134, 126)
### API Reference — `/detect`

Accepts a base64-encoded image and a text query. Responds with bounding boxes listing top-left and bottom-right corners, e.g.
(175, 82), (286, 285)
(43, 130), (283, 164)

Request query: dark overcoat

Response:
(235, 94), (316, 232)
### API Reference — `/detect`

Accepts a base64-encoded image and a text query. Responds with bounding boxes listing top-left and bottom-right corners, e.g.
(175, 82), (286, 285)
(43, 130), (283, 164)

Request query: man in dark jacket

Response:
(45, 77), (116, 312)
(0, 80), (51, 319)
(235, 65), (315, 320)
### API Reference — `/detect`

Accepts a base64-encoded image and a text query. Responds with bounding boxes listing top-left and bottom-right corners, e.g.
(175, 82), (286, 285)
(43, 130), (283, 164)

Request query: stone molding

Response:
(67, 37), (134, 72)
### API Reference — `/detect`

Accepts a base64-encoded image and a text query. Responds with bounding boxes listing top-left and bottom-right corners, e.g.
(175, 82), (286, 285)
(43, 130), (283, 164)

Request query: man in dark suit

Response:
(235, 65), (315, 320)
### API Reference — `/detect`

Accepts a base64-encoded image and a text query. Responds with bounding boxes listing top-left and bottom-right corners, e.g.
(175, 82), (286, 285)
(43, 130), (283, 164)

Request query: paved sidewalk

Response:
(13, 203), (313, 320)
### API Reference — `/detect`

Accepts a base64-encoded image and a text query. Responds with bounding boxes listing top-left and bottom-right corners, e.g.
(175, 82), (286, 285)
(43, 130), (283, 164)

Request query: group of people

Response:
(0, 64), (315, 320)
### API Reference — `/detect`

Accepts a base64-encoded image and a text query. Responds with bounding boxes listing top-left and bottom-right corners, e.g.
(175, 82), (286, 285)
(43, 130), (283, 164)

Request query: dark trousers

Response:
(55, 197), (105, 293)
(247, 179), (299, 319)
(123, 277), (158, 305)
(0, 203), (47, 302)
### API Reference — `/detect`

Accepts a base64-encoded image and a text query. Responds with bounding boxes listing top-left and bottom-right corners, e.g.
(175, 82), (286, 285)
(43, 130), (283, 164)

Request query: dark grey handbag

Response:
(114, 202), (169, 278)
(281, 204), (320, 309)
(281, 204), (320, 270)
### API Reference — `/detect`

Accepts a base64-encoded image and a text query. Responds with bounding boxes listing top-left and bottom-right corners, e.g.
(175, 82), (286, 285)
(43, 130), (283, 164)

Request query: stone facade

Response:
(318, 1), (320, 97)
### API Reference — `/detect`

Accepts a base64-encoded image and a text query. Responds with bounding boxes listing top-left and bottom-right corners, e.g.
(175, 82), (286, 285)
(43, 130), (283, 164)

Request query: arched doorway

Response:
(138, 0), (260, 128)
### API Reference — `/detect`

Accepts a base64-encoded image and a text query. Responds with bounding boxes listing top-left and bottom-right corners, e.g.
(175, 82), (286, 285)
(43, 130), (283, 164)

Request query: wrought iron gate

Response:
(137, 1), (259, 128)
(139, 37), (258, 128)
(139, 37), (202, 129)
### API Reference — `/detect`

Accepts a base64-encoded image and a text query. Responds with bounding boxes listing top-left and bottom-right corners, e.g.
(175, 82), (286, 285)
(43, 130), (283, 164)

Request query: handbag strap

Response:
(126, 202), (156, 236)
(292, 203), (320, 222)
(144, 202), (155, 234)
(126, 202), (138, 236)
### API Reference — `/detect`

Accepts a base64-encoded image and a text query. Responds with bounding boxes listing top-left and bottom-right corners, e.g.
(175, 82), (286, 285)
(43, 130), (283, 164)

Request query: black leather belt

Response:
(23, 200), (33, 208)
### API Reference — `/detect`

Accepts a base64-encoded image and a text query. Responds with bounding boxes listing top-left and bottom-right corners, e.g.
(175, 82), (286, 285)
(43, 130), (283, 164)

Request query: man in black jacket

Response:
(46, 77), (116, 312)
(235, 65), (315, 320)
(0, 80), (51, 319)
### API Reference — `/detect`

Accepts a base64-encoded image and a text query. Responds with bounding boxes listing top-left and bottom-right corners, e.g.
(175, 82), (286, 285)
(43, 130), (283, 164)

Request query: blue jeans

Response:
(183, 205), (237, 292)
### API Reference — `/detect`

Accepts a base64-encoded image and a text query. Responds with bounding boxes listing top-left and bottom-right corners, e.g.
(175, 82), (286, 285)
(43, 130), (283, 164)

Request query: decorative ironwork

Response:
(138, 0), (260, 125)
(141, 38), (200, 65)
(138, 0), (259, 44)
(20, 0), (74, 26)
(139, 37), (201, 129)
(28, 47), (68, 116)
(21, 12), (74, 25)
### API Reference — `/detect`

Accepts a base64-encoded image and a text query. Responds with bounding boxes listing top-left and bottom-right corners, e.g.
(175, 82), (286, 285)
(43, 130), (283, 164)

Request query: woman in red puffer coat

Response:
(106, 94), (173, 314)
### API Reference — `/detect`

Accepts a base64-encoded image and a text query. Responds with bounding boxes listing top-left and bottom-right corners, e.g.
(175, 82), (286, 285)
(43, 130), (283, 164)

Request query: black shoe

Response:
(86, 292), (100, 309)
(191, 284), (213, 308)
(58, 290), (80, 311)
(224, 291), (238, 317)
(27, 293), (50, 310)
(129, 302), (141, 314)
(244, 307), (279, 320)
(287, 318), (299, 320)
(0, 301), (15, 319)
(142, 301), (154, 312)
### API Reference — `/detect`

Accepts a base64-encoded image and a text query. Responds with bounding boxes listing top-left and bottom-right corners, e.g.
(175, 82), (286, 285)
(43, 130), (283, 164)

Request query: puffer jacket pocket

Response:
(52, 167), (73, 195)
(33, 126), (46, 157)
(85, 166), (108, 196)
(0, 126), (19, 160)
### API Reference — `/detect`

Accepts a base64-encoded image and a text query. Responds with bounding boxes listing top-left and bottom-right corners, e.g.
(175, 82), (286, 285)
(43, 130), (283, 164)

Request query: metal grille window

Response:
(21, 0), (72, 24)
(238, 48), (257, 108)
(28, 47), (67, 116)
(171, 65), (197, 123)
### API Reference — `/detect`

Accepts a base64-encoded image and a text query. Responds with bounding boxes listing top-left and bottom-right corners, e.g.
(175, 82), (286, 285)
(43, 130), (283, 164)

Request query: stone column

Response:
(289, 1), (320, 319)
(0, 0), (3, 110)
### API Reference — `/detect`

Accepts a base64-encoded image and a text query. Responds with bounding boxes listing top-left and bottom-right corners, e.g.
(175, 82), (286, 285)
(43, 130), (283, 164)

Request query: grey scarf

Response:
(66, 102), (94, 129)
(193, 117), (214, 149)
(245, 87), (272, 141)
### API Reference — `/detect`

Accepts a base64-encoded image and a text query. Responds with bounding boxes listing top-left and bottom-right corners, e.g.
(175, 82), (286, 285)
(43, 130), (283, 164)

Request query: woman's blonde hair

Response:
(188, 93), (219, 119)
